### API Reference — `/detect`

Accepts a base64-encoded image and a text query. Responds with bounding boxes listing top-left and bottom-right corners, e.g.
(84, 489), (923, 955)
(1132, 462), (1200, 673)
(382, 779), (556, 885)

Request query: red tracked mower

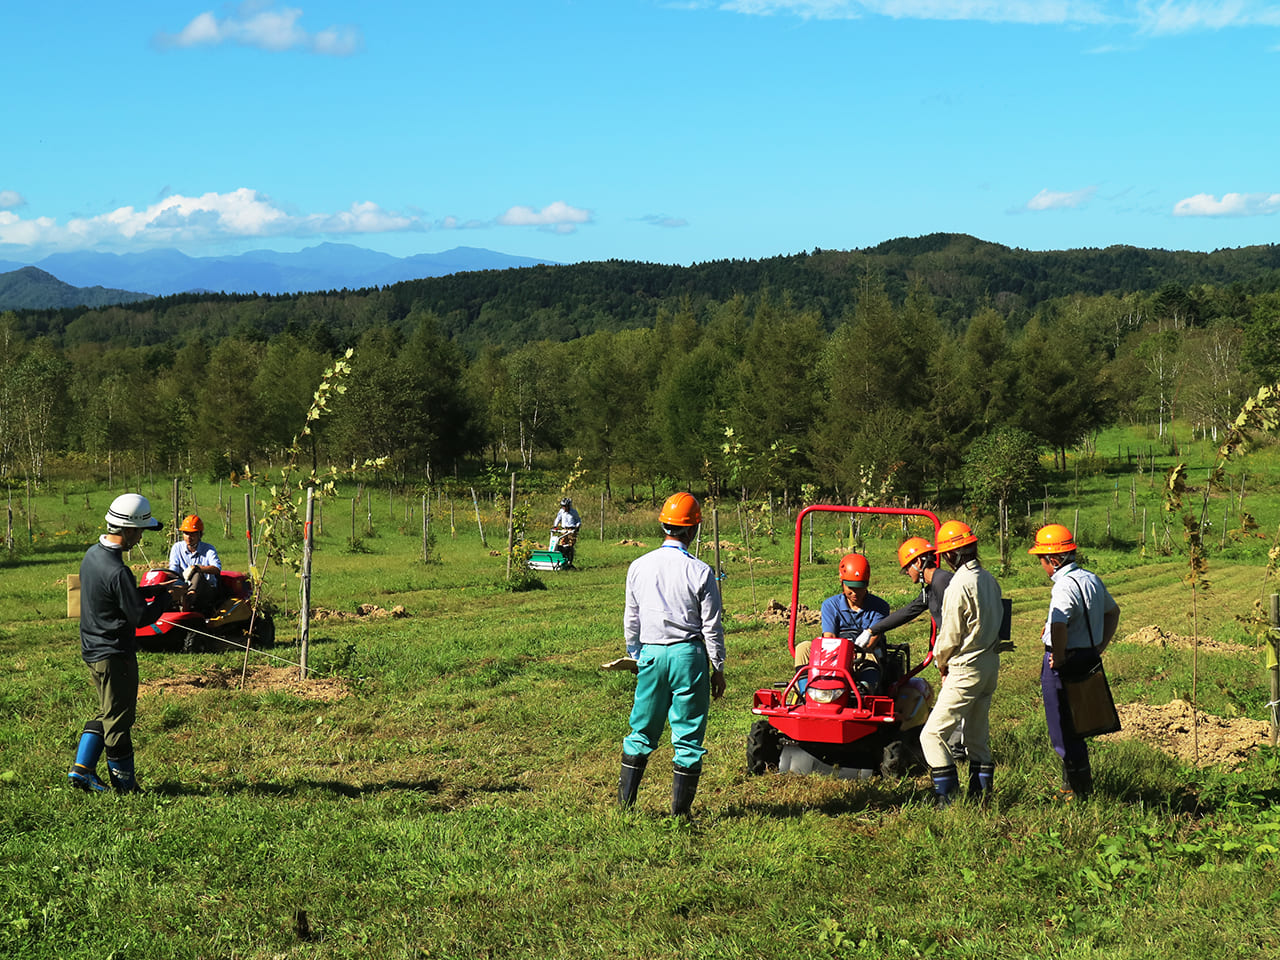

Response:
(136, 568), (275, 654)
(747, 505), (941, 780)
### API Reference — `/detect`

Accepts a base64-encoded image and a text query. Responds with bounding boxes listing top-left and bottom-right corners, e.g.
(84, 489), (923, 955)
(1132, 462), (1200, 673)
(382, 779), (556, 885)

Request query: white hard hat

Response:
(105, 493), (163, 531)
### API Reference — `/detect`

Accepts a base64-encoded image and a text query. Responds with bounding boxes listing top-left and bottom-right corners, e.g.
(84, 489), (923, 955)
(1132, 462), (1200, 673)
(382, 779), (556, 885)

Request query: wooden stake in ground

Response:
(712, 504), (722, 586)
(1270, 595), (1280, 748)
(737, 502), (757, 614)
(299, 488), (314, 677)
(505, 473), (515, 579)
(471, 487), (487, 547)
(422, 494), (430, 563)
(245, 493), (254, 568)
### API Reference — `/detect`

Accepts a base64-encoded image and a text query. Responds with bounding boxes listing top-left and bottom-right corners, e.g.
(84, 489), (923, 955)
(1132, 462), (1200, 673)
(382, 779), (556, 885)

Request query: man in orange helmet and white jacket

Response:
(919, 520), (1003, 806)
(617, 492), (726, 818)
(1030, 523), (1120, 800)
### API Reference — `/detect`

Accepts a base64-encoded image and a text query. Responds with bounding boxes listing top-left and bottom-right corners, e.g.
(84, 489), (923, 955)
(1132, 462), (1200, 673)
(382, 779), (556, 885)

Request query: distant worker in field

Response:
(552, 497), (582, 567)
(1029, 523), (1120, 801)
(69, 493), (167, 794)
(919, 520), (1003, 806)
(618, 492), (726, 818)
(796, 553), (890, 694)
(169, 514), (221, 613)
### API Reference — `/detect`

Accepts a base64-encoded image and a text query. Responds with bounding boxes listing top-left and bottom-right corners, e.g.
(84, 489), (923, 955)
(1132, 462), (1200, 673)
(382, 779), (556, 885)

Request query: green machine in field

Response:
(528, 528), (577, 571)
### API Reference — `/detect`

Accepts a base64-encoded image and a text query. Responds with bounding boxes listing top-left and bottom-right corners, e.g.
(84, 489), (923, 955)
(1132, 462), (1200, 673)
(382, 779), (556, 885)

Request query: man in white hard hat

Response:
(68, 493), (167, 794)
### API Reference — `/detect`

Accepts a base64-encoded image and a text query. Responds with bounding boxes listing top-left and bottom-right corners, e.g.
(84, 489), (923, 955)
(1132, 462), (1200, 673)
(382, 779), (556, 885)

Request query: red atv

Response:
(136, 568), (276, 654)
(747, 505), (940, 780)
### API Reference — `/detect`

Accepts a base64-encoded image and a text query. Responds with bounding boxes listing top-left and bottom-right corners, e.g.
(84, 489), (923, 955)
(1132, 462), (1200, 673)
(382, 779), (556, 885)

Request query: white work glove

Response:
(183, 564), (198, 584)
(854, 628), (875, 651)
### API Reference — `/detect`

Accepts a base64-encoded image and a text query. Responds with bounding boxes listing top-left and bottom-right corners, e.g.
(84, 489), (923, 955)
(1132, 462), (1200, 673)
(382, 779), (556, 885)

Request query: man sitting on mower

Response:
(552, 497), (582, 566)
(168, 514), (221, 613)
(794, 553), (891, 694)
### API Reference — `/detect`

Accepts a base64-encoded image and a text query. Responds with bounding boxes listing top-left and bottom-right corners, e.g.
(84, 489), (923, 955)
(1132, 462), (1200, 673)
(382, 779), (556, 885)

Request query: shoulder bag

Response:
(1062, 576), (1122, 738)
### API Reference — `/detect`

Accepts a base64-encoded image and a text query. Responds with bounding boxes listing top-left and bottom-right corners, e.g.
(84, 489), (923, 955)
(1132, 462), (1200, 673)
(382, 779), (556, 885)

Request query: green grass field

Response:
(3, 427), (1280, 959)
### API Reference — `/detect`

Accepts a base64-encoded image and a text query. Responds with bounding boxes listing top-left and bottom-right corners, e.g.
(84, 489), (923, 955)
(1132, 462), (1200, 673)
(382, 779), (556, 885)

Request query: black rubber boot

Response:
(1062, 759), (1093, 801)
(968, 761), (994, 803)
(671, 765), (700, 818)
(618, 752), (647, 809)
(930, 764), (959, 807)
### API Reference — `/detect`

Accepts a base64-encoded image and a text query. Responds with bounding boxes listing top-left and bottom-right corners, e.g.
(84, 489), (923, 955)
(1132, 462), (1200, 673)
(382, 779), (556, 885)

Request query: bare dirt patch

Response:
(140, 665), (350, 701)
(737, 599), (821, 626)
(1104, 699), (1270, 769)
(309, 604), (407, 622)
(1121, 624), (1251, 655)
(616, 539), (647, 547)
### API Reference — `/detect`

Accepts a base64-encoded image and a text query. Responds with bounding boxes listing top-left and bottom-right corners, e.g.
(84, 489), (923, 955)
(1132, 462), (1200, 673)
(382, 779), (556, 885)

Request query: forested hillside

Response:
(3, 233), (1279, 505)
(0, 266), (151, 311)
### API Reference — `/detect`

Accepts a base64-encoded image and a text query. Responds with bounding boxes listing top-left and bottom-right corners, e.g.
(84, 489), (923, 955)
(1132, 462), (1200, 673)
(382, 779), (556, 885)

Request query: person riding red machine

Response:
(793, 553), (890, 696)
(748, 505), (944, 780)
(168, 514), (221, 613)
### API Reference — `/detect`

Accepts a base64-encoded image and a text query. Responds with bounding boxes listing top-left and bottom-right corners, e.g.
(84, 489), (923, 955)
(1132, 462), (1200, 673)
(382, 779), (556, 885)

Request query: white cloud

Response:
(701, 1), (1280, 31)
(0, 191), (598, 252)
(496, 201), (593, 233)
(710, 1), (1110, 24)
(1137, 1), (1280, 35)
(438, 216), (489, 230)
(641, 214), (690, 228)
(0, 189), (424, 252)
(1026, 186), (1098, 210)
(155, 4), (362, 56)
(0, 190), (26, 210)
(1173, 191), (1280, 216)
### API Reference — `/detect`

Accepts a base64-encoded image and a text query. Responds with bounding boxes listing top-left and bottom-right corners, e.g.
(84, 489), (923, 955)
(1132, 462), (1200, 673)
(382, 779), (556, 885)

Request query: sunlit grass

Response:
(3, 458), (1280, 958)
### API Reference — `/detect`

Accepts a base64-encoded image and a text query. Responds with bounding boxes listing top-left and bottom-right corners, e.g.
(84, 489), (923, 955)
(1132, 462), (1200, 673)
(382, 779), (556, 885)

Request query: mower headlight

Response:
(806, 685), (846, 704)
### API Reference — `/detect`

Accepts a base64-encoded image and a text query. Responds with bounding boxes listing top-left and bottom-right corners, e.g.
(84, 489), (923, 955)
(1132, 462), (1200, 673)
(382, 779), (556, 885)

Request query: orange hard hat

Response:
(658, 491), (702, 527)
(839, 553), (870, 588)
(935, 520), (977, 553)
(1028, 523), (1077, 555)
(179, 514), (204, 534)
(897, 537), (935, 569)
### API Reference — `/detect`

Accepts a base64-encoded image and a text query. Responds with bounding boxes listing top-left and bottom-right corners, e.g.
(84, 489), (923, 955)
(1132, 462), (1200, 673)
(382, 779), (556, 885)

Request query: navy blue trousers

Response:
(1040, 648), (1100, 768)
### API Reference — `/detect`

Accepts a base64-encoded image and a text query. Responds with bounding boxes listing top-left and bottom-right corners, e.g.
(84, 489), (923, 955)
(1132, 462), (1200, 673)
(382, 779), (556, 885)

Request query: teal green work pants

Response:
(623, 642), (710, 771)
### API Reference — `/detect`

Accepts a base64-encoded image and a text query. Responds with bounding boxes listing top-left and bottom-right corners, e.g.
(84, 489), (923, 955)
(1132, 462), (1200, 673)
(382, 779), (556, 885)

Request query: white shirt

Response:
(169, 539), (221, 586)
(624, 541), (726, 670)
(1042, 562), (1118, 651)
(554, 507), (581, 529)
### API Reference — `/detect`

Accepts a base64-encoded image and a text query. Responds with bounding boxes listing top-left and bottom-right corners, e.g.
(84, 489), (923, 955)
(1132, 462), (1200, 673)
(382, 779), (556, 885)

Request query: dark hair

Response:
(662, 523), (697, 543)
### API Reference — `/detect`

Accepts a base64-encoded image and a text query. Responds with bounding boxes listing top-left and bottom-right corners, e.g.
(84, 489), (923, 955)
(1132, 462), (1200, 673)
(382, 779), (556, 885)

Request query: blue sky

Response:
(3, 1), (1279, 265)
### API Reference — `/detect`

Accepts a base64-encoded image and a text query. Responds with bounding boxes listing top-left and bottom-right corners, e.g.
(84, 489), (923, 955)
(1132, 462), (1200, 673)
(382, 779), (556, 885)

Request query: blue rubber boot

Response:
(68, 726), (108, 793)
(107, 754), (143, 794)
(930, 764), (959, 807)
(969, 761), (995, 803)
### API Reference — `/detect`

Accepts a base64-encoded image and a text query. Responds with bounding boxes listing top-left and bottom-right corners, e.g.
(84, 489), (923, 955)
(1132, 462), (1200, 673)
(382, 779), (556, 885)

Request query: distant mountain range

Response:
(0, 243), (560, 309)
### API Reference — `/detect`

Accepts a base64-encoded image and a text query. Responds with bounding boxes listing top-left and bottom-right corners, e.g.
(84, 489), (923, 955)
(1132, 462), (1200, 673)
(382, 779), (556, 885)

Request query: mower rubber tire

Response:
(880, 739), (907, 779)
(746, 719), (784, 775)
(250, 613), (275, 648)
(180, 629), (206, 654)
